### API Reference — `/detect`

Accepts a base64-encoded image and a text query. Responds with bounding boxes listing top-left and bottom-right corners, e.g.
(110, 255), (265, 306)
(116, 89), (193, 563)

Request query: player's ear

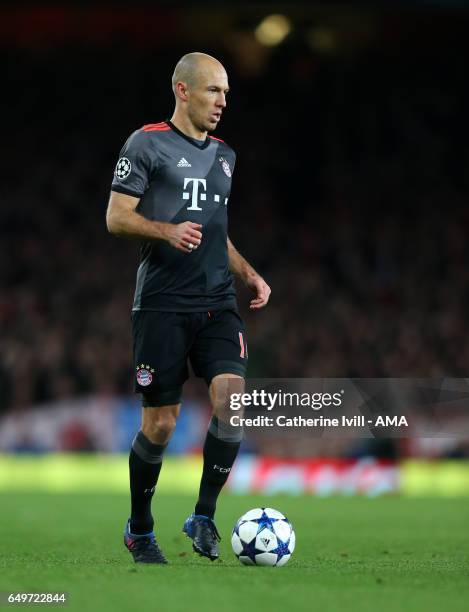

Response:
(175, 81), (189, 102)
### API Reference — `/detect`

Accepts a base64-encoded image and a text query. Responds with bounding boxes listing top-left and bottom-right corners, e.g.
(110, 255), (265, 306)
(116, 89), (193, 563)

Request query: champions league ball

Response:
(231, 507), (295, 567)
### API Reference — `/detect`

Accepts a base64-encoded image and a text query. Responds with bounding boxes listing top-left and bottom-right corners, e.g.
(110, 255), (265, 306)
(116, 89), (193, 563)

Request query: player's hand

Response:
(246, 274), (271, 309)
(165, 222), (202, 253)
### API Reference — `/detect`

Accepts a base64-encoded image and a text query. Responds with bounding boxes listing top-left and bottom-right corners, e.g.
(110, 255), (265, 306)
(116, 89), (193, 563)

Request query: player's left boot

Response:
(182, 514), (221, 561)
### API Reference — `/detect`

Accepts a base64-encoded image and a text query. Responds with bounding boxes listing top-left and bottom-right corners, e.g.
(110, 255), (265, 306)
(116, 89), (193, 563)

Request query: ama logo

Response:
(375, 416), (408, 426)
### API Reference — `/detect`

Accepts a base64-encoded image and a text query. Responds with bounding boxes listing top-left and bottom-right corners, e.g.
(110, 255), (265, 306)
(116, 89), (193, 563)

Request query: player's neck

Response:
(170, 112), (207, 141)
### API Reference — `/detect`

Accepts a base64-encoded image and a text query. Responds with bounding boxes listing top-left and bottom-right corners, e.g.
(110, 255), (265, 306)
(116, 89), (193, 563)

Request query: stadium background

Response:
(2, 1), (469, 486)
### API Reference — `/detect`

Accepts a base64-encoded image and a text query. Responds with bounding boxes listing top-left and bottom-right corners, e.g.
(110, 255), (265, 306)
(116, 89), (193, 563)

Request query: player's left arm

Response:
(227, 237), (271, 309)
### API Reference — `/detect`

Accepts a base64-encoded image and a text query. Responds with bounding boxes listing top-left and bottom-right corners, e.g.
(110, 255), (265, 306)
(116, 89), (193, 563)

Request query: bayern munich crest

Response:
(136, 364), (155, 387)
(115, 157), (132, 181)
(219, 156), (232, 177)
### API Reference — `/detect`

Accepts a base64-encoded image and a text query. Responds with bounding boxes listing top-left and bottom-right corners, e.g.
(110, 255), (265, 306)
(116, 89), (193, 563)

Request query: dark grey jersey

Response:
(111, 120), (237, 312)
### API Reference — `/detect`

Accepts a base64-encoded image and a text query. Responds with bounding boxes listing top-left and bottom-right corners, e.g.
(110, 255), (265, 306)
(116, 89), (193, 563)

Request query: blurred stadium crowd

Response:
(1, 20), (469, 424)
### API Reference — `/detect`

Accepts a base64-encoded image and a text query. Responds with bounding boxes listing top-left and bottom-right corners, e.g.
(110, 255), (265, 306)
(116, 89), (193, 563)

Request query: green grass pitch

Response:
(1, 493), (468, 612)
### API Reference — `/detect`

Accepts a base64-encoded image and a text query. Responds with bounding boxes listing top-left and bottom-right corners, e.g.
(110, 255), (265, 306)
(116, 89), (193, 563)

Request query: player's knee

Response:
(142, 408), (179, 443)
(154, 415), (177, 441)
(210, 373), (245, 414)
(142, 412), (176, 444)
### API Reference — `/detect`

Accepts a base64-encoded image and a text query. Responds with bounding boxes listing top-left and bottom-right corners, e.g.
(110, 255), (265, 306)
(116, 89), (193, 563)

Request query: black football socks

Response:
(129, 431), (167, 535)
(195, 416), (242, 519)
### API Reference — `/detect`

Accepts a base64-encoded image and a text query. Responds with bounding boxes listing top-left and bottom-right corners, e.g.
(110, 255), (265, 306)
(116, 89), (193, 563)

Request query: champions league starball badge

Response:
(115, 157), (132, 181)
(136, 364), (155, 386)
(219, 156), (232, 177)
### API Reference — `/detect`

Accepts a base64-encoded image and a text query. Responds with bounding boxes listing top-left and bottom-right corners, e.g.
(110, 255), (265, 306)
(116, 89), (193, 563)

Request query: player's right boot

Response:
(124, 520), (168, 564)
(182, 514), (221, 560)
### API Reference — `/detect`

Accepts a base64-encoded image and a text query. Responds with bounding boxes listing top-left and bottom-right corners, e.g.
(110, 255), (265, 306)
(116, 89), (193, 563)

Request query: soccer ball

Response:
(231, 507), (295, 567)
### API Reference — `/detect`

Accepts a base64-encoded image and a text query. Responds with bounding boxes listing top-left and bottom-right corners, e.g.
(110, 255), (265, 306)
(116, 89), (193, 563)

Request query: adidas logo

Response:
(177, 157), (191, 167)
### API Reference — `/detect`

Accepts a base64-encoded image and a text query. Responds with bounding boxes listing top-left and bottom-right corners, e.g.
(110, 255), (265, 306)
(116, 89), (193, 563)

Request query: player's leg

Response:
(182, 374), (245, 560)
(125, 311), (189, 564)
(195, 373), (244, 519)
(125, 398), (181, 564)
(129, 402), (180, 535)
(183, 309), (248, 559)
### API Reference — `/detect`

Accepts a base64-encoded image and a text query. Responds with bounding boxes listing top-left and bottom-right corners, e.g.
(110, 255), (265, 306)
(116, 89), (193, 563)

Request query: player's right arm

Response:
(107, 129), (201, 252)
(106, 191), (202, 253)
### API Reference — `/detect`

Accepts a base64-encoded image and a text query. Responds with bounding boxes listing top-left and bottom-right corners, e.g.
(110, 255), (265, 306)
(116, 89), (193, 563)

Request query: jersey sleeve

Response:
(111, 130), (158, 197)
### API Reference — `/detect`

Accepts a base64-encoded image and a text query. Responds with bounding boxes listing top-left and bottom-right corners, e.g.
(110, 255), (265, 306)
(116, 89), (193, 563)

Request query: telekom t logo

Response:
(182, 177), (228, 210)
(183, 178), (206, 211)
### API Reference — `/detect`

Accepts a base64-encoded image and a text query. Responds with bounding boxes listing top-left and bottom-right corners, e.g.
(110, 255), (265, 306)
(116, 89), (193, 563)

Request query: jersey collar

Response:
(166, 120), (210, 150)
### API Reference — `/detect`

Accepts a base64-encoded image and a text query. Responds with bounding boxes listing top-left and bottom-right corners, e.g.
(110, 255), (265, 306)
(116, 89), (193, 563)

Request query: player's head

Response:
(172, 52), (229, 133)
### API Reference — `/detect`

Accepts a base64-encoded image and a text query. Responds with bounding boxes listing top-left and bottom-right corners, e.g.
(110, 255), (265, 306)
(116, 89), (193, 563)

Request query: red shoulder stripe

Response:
(209, 135), (225, 143)
(143, 122), (166, 128)
(142, 122), (170, 132)
(143, 127), (171, 132)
